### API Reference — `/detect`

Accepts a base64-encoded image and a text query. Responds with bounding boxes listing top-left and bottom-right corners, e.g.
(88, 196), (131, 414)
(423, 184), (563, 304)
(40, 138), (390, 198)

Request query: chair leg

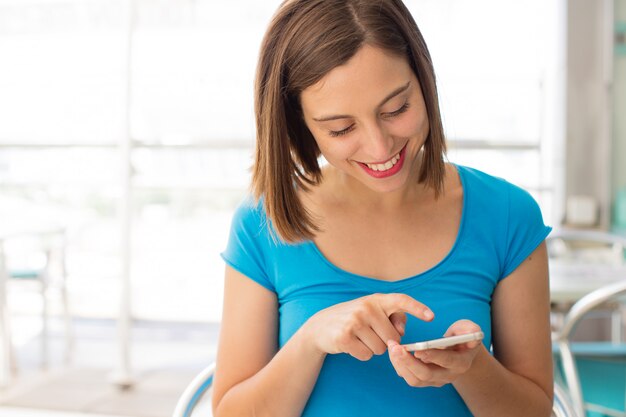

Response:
(558, 340), (585, 417)
(41, 279), (48, 370)
(611, 307), (623, 344)
(61, 282), (72, 365)
(0, 300), (15, 386)
(0, 246), (15, 386)
(58, 242), (73, 365)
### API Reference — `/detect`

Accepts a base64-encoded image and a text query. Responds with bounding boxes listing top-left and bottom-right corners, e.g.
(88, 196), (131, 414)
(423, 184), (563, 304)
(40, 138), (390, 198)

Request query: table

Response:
(549, 259), (626, 343)
(549, 260), (626, 303)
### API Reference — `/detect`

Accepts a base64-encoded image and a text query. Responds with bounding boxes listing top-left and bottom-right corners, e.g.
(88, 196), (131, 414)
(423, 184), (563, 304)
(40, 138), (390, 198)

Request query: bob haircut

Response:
(252, 0), (447, 243)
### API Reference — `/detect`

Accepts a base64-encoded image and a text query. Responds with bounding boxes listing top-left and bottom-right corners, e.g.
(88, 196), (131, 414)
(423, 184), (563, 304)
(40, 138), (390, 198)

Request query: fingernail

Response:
(424, 309), (434, 320)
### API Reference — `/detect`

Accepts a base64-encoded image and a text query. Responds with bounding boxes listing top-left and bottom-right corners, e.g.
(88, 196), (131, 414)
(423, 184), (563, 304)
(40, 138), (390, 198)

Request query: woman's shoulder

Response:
(454, 164), (531, 200)
(454, 163), (544, 221)
(455, 164), (508, 189)
(231, 196), (298, 248)
(230, 196), (272, 237)
(233, 195), (264, 213)
(455, 163), (546, 225)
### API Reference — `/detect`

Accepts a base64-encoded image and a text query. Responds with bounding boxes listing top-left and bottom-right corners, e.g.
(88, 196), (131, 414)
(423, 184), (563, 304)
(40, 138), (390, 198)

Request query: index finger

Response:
(377, 293), (434, 322)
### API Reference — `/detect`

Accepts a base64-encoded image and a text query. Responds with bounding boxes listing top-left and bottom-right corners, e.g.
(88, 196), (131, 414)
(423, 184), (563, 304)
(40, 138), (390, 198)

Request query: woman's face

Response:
(300, 44), (430, 195)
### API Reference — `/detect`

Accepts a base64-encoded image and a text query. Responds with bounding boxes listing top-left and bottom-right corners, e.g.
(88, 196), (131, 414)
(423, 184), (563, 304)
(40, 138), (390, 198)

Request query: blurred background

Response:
(0, 0), (625, 416)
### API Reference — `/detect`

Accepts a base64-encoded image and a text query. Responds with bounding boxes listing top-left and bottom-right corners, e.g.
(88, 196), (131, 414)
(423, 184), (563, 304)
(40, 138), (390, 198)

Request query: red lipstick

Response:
(357, 145), (406, 179)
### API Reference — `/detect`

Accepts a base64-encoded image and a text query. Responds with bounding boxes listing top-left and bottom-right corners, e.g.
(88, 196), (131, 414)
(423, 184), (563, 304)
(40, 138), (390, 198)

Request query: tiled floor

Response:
(0, 407), (121, 417)
(0, 317), (218, 417)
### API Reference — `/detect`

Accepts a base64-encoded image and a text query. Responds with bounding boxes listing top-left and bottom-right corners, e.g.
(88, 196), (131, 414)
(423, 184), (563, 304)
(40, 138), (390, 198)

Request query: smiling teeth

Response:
(366, 152), (401, 171)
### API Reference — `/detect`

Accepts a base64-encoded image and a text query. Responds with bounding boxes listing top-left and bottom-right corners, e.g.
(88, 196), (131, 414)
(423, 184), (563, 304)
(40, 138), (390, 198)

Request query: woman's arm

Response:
(212, 265), (326, 417)
(387, 242), (553, 416)
(453, 241), (554, 417)
(212, 265), (435, 417)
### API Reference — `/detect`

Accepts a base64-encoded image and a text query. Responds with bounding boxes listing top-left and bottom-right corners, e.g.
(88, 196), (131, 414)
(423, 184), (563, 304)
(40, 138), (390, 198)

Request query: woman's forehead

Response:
(300, 45), (413, 113)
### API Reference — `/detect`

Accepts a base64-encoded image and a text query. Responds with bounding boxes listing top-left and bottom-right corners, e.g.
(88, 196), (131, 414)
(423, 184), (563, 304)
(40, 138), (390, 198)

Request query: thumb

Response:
(444, 320), (483, 350)
(444, 319), (481, 337)
(389, 312), (406, 336)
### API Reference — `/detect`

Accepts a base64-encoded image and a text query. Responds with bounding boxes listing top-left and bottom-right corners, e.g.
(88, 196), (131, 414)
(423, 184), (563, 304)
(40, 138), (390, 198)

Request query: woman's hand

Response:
(387, 320), (483, 387)
(300, 293), (434, 361)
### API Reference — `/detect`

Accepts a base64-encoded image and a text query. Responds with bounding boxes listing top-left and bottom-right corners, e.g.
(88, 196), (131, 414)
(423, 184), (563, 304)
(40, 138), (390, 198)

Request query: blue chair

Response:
(553, 280), (626, 417)
(172, 362), (576, 417)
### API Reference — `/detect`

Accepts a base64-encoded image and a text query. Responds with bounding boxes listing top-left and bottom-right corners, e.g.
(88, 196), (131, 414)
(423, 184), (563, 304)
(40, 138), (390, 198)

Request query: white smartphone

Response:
(401, 331), (484, 352)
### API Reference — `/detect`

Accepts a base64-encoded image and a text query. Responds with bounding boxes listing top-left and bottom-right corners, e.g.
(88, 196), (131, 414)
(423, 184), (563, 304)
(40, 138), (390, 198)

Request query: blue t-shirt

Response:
(221, 164), (552, 417)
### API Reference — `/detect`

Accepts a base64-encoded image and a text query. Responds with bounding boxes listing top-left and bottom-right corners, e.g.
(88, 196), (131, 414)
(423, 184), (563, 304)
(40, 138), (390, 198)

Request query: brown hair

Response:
(252, 0), (447, 243)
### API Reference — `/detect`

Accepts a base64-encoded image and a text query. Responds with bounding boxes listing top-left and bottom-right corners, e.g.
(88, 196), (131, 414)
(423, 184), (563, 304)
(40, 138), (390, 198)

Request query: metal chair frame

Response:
(0, 228), (73, 378)
(552, 279), (626, 417)
(547, 229), (626, 417)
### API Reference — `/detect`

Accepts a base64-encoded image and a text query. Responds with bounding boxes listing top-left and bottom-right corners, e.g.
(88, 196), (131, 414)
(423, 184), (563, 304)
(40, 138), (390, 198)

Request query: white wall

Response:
(613, 0), (626, 225)
(566, 0), (614, 228)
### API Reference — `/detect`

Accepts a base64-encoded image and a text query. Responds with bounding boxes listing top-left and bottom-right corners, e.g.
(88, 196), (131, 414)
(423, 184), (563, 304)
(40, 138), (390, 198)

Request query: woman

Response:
(213, 0), (554, 416)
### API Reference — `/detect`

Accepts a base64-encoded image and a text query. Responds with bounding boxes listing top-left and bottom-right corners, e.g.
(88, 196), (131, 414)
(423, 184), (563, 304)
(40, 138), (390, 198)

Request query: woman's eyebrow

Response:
(312, 81), (411, 122)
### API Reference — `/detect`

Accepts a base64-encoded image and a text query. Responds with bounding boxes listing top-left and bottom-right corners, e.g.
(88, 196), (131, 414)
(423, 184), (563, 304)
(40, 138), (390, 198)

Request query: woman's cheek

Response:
(317, 138), (359, 162)
(390, 113), (428, 138)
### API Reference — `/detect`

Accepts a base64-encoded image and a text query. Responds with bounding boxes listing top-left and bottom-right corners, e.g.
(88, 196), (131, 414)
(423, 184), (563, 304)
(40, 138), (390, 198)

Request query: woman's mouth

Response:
(356, 145), (407, 179)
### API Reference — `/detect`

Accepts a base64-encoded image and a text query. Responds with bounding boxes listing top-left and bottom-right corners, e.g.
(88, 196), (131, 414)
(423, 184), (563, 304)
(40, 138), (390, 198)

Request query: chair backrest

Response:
(172, 363), (577, 417)
(3, 227), (66, 280)
(172, 363), (215, 417)
(547, 229), (626, 265)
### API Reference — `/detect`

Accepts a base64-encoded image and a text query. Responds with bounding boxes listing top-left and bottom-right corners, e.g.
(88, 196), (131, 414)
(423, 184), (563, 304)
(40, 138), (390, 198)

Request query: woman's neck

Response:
(323, 155), (434, 213)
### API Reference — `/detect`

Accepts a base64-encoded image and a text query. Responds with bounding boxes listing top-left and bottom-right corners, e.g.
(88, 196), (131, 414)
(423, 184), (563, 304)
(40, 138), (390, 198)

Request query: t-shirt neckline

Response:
(305, 163), (468, 289)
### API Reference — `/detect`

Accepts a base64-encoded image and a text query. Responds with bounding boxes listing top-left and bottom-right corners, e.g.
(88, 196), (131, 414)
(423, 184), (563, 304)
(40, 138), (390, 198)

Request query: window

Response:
(0, 0), (563, 321)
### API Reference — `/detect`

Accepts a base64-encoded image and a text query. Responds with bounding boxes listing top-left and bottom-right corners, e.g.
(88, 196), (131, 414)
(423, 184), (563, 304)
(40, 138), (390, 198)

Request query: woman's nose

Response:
(360, 120), (394, 162)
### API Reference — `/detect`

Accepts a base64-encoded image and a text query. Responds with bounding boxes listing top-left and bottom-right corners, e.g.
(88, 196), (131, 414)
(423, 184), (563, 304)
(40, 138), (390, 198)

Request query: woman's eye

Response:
(326, 103), (408, 137)
(329, 124), (355, 137)
(382, 102), (410, 118)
